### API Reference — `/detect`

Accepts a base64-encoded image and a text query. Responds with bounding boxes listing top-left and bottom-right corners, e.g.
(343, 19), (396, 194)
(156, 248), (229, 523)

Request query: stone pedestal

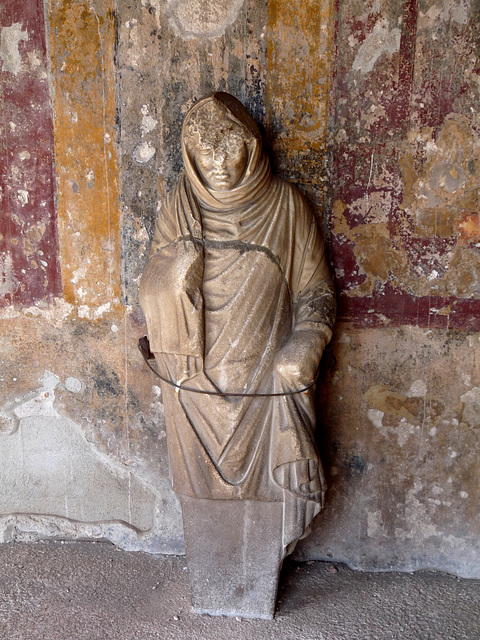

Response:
(180, 496), (285, 619)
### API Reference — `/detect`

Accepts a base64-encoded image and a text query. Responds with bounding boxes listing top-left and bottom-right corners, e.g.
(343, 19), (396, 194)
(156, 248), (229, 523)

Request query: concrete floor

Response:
(0, 542), (479, 640)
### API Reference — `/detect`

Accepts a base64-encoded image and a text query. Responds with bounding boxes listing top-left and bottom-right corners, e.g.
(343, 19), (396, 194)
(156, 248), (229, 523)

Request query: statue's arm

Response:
(275, 209), (336, 388)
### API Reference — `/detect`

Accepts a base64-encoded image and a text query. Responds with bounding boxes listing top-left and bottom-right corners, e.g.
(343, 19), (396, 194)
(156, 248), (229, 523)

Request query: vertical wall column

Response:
(49, 0), (122, 315)
(266, 0), (335, 207)
(0, 0), (61, 306)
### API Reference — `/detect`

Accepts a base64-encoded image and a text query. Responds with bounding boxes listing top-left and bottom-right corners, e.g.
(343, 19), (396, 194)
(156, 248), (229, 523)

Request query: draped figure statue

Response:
(139, 92), (335, 618)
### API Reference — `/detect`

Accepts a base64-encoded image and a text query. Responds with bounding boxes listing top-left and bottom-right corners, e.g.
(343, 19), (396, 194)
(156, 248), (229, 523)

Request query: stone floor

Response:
(1, 541), (479, 640)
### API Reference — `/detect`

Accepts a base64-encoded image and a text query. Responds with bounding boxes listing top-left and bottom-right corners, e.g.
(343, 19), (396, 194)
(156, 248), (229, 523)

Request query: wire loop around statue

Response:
(138, 336), (320, 397)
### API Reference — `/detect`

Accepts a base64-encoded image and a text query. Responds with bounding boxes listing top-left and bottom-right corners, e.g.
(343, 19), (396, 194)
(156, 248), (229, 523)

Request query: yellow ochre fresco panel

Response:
(49, 0), (122, 315)
(266, 0), (335, 192)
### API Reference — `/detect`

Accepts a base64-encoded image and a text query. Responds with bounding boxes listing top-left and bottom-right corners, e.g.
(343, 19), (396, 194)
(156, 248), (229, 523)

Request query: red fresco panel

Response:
(328, 0), (480, 331)
(0, 0), (61, 306)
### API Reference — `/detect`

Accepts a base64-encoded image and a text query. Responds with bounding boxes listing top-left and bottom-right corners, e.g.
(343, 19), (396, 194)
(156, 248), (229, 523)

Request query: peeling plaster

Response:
(352, 20), (401, 75)
(0, 253), (19, 296)
(134, 141), (156, 164)
(0, 370), (157, 532)
(460, 387), (480, 405)
(159, 0), (245, 39)
(0, 23), (28, 75)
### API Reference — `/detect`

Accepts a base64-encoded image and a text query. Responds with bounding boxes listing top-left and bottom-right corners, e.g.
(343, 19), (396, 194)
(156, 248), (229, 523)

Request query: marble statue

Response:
(139, 92), (335, 619)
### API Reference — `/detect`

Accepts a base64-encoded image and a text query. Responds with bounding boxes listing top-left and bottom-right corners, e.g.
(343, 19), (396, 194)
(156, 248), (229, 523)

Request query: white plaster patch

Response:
(367, 408), (384, 429)
(0, 371), (60, 432)
(352, 19), (401, 74)
(18, 150), (31, 161)
(406, 379), (427, 398)
(461, 373), (472, 386)
(459, 491), (469, 499)
(0, 23), (28, 75)
(65, 377), (83, 394)
(141, 105), (158, 135)
(70, 265), (87, 285)
(396, 418), (415, 447)
(93, 302), (111, 319)
(77, 305), (90, 319)
(0, 414), (157, 532)
(27, 50), (41, 67)
(0, 252), (19, 296)
(133, 141), (156, 164)
(17, 190), (29, 206)
(460, 387), (480, 406)
(162, 0), (244, 38)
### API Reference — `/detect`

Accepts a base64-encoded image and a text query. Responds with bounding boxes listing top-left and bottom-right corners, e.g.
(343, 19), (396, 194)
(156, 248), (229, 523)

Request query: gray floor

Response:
(0, 542), (479, 640)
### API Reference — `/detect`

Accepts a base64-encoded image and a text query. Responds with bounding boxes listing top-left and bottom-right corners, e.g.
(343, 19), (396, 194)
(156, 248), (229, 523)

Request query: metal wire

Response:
(138, 337), (319, 397)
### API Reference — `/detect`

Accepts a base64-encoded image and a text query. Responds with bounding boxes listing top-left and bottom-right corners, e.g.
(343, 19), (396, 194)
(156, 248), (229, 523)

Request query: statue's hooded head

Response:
(181, 93), (271, 210)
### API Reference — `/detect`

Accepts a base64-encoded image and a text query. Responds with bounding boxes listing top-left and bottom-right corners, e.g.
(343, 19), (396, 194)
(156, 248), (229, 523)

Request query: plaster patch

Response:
(0, 371), (60, 434)
(65, 377), (83, 394)
(0, 253), (19, 296)
(141, 105), (158, 135)
(396, 418), (415, 447)
(406, 380), (427, 398)
(460, 387), (480, 405)
(367, 408), (384, 429)
(93, 302), (111, 319)
(17, 190), (29, 205)
(420, 0), (470, 26)
(70, 265), (87, 285)
(134, 141), (156, 164)
(352, 20), (401, 75)
(19, 299), (75, 326)
(162, 0), (244, 39)
(0, 415), (156, 531)
(0, 23), (28, 75)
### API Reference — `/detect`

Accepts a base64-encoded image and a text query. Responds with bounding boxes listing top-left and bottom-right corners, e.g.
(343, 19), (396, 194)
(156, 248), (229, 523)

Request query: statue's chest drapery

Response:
(202, 245), (292, 394)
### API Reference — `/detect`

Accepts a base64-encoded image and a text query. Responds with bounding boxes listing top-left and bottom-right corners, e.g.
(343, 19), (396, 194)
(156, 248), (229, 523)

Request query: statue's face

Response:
(192, 136), (249, 191)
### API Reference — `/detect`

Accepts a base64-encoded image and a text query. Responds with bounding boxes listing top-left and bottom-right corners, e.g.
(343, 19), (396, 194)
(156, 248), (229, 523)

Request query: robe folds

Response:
(139, 95), (335, 547)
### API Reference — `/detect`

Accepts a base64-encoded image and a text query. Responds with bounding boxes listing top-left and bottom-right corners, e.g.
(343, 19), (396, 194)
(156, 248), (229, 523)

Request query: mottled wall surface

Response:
(118, 0), (269, 305)
(0, 0), (479, 578)
(0, 0), (61, 305)
(0, 0), (182, 552)
(301, 325), (480, 577)
(329, 0), (480, 329)
(296, 0), (480, 575)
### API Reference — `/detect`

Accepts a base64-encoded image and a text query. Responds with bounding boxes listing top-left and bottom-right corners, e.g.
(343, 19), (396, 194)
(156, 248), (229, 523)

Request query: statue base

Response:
(180, 496), (286, 620)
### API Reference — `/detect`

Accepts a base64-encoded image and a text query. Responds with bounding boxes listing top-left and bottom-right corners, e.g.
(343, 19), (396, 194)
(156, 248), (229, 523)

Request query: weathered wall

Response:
(1, 0), (479, 578)
(294, 0), (480, 576)
(0, 0), (183, 552)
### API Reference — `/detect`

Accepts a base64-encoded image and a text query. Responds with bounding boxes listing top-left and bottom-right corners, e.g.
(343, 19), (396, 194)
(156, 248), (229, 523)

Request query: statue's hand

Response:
(274, 329), (328, 388)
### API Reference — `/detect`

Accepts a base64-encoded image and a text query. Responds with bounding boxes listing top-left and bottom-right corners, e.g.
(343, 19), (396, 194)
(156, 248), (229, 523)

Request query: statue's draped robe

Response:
(140, 131), (334, 548)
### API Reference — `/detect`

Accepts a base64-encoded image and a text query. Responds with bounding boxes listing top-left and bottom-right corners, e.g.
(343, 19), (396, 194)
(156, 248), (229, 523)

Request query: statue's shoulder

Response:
(273, 176), (313, 221)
